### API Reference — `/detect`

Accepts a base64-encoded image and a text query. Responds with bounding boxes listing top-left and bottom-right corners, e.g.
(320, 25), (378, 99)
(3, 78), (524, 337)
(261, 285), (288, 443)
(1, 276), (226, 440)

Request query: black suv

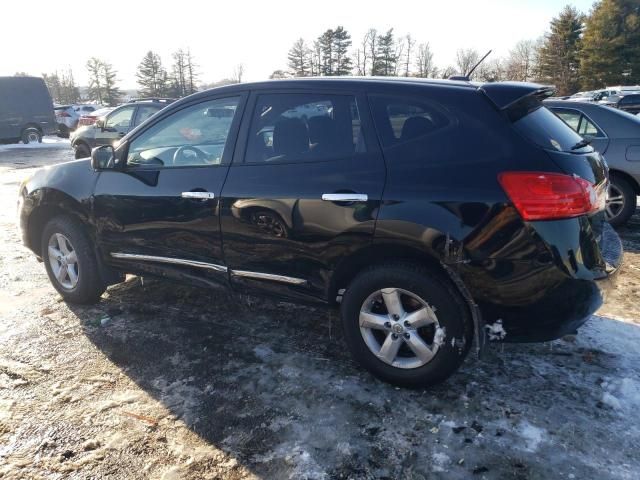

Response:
(19, 79), (622, 387)
(70, 98), (173, 158)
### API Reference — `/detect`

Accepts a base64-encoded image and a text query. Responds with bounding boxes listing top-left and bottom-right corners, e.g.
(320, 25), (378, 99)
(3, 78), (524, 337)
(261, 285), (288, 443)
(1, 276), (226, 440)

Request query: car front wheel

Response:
(74, 142), (91, 159)
(21, 127), (42, 144)
(606, 175), (636, 227)
(41, 216), (106, 304)
(340, 263), (472, 387)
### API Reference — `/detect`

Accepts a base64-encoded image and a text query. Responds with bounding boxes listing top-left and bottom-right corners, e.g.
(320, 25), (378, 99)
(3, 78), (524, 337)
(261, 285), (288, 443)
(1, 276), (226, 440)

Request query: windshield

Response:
(513, 106), (592, 153)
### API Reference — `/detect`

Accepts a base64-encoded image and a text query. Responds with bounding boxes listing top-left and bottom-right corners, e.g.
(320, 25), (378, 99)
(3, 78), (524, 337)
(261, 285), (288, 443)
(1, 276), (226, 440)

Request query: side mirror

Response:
(96, 119), (105, 130)
(91, 145), (115, 170)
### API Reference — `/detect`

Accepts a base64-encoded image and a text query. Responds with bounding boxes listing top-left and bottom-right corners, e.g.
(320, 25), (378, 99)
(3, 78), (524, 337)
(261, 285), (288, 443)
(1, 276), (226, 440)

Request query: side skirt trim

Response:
(231, 269), (307, 285)
(110, 252), (228, 273)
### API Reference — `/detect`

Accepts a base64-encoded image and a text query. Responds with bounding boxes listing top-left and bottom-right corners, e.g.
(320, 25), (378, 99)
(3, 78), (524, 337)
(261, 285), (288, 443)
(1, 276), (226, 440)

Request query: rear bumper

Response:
(464, 220), (623, 343)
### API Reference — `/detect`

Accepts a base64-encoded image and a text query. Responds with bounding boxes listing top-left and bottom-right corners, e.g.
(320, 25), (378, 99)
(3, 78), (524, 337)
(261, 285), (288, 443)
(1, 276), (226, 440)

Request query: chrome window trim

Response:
(551, 107), (608, 139)
(110, 252), (227, 273)
(231, 269), (307, 285)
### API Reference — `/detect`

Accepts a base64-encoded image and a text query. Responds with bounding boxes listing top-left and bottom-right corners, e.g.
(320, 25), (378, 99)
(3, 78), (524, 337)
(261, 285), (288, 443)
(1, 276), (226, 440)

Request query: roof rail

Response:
(127, 97), (175, 104)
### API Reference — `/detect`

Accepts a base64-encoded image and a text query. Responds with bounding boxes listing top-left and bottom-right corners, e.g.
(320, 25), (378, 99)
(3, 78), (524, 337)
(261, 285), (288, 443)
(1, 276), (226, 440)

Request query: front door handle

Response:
(181, 191), (215, 199)
(321, 193), (368, 202)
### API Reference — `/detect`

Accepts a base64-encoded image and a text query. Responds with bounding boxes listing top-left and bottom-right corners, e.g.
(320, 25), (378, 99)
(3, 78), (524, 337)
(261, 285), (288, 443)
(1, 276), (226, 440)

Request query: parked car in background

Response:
(74, 104), (101, 116)
(609, 94), (640, 114)
(71, 98), (173, 158)
(77, 107), (114, 128)
(54, 105), (80, 137)
(19, 78), (622, 387)
(566, 91), (596, 102)
(0, 76), (57, 144)
(546, 99), (640, 226)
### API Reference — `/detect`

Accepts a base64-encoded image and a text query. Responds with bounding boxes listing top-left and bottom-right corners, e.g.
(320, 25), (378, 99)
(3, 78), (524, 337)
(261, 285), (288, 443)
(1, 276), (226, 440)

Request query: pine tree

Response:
(537, 5), (584, 95)
(373, 29), (398, 76)
(86, 58), (104, 104)
(581, 0), (640, 88)
(136, 51), (169, 97)
(318, 29), (335, 75)
(287, 38), (312, 77)
(333, 26), (352, 75)
(101, 62), (122, 106)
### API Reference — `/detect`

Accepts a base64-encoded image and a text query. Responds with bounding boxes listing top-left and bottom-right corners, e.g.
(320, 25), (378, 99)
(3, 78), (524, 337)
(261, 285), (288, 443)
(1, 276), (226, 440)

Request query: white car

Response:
(54, 105), (80, 137)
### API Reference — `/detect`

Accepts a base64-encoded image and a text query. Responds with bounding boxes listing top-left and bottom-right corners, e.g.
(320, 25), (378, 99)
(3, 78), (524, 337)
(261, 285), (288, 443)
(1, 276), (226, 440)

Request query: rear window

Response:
(513, 106), (590, 153)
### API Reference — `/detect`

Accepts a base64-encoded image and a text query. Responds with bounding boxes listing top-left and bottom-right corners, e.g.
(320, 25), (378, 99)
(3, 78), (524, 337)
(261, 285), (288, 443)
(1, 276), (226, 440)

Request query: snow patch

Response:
(253, 344), (275, 361)
(485, 319), (506, 341)
(432, 452), (451, 472)
(601, 378), (640, 412)
(519, 421), (546, 452)
(433, 326), (446, 347)
(0, 137), (70, 151)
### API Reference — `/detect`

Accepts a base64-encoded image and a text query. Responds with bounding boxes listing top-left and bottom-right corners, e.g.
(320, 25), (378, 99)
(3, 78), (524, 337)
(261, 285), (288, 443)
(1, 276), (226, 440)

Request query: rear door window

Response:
(244, 93), (364, 164)
(512, 106), (590, 152)
(134, 105), (160, 126)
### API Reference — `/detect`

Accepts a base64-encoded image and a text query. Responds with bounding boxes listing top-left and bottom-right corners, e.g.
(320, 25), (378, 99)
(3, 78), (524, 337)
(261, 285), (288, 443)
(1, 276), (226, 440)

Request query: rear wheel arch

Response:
(330, 243), (457, 303)
(609, 168), (640, 194)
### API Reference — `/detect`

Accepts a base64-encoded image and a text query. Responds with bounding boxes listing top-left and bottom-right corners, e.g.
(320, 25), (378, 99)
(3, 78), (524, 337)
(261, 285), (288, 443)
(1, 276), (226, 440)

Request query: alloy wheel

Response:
(605, 183), (625, 222)
(47, 233), (79, 290)
(359, 288), (444, 369)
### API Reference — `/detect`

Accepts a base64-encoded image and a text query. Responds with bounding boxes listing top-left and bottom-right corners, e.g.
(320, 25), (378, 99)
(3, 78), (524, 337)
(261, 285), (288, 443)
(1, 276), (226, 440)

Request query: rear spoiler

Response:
(480, 82), (555, 120)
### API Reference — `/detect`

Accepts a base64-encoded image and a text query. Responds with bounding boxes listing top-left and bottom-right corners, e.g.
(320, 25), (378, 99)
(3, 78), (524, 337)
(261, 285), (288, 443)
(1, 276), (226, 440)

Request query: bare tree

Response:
(403, 34), (416, 77)
(441, 66), (457, 79)
(455, 48), (480, 77)
(415, 42), (437, 78)
(366, 29), (378, 76)
(505, 39), (537, 82)
(476, 58), (506, 82)
(231, 64), (245, 83)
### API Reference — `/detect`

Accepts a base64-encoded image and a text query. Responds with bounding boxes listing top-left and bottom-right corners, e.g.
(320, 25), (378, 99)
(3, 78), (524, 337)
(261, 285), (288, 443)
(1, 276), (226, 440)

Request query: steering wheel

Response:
(172, 145), (209, 166)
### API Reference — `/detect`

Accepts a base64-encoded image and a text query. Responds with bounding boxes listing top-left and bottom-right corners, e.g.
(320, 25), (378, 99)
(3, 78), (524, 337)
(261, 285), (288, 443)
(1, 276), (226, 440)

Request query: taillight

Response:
(498, 171), (602, 221)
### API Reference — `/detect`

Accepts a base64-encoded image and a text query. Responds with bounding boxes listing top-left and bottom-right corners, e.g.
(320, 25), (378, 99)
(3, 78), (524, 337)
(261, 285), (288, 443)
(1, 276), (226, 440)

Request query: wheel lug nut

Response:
(404, 333), (410, 339)
(392, 314), (400, 320)
(384, 322), (391, 328)
(404, 320), (410, 327)
(391, 333), (398, 340)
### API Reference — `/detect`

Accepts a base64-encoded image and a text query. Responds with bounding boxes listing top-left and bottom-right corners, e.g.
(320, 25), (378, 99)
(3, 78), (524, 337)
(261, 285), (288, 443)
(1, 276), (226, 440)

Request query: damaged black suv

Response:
(19, 78), (622, 387)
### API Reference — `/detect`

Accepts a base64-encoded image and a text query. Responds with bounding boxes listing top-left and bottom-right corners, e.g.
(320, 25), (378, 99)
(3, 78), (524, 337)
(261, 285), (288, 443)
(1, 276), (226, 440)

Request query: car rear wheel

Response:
(340, 263), (472, 387)
(41, 216), (106, 304)
(21, 128), (42, 144)
(74, 142), (91, 159)
(606, 175), (636, 227)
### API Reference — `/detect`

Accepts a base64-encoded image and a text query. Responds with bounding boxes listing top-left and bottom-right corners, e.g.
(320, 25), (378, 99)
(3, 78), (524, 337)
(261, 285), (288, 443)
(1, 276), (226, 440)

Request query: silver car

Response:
(545, 100), (640, 226)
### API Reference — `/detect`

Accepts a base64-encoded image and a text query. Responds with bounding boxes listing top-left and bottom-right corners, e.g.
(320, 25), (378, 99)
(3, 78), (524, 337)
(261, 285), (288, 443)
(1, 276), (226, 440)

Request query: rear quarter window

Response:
(513, 106), (589, 152)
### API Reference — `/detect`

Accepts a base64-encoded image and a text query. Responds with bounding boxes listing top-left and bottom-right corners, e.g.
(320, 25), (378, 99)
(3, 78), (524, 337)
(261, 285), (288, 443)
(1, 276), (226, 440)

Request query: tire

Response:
(57, 125), (70, 139)
(41, 216), (106, 304)
(74, 142), (91, 159)
(606, 175), (637, 227)
(340, 263), (473, 387)
(21, 127), (42, 144)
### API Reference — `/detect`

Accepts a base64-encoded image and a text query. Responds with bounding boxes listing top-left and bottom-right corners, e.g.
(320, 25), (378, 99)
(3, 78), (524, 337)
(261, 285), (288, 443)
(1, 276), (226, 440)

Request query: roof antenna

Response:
(449, 49), (492, 81)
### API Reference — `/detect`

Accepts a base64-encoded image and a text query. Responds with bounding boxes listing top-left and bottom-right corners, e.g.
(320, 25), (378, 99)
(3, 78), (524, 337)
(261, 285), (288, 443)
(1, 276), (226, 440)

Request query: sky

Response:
(1, 0), (596, 89)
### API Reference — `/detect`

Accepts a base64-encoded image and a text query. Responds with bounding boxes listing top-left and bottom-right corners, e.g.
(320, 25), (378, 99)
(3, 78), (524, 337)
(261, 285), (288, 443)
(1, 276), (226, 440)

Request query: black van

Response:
(0, 76), (57, 144)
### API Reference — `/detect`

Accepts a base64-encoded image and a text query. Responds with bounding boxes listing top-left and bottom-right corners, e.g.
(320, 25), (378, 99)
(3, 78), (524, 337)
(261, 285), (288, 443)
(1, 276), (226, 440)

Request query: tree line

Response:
(34, 49), (202, 107)
(276, 0), (640, 96)
(26, 0), (640, 104)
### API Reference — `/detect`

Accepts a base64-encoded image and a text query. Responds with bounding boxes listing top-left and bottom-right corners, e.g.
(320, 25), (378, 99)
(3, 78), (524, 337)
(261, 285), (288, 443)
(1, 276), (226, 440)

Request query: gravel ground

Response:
(1, 140), (639, 479)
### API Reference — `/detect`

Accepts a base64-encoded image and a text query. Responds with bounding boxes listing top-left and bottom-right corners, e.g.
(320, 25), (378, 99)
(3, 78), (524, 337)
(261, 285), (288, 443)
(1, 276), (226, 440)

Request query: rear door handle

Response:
(181, 191), (215, 199)
(321, 193), (368, 202)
